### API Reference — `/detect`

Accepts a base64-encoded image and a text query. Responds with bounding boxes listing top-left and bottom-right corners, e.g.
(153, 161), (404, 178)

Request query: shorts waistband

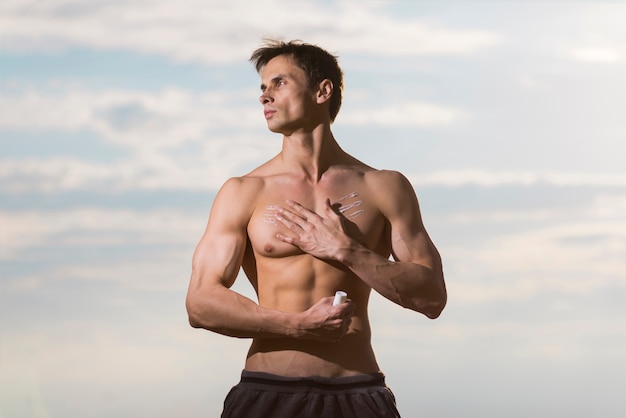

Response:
(240, 370), (386, 391)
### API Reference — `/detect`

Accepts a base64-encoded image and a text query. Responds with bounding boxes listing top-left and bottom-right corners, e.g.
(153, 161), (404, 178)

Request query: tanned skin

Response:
(186, 54), (446, 378)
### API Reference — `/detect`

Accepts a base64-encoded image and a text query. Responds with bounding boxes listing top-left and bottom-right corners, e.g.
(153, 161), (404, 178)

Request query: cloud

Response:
(0, 208), (201, 259)
(0, 136), (278, 193)
(0, 88), (263, 149)
(0, 85), (471, 193)
(341, 101), (464, 127)
(447, 220), (626, 306)
(407, 170), (626, 188)
(590, 194), (626, 217)
(0, 86), (282, 193)
(0, 87), (465, 147)
(4, 158), (626, 196)
(571, 46), (622, 64)
(0, 0), (499, 64)
(0, 318), (250, 413)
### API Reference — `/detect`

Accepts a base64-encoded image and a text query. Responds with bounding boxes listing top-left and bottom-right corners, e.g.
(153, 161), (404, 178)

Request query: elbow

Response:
(186, 292), (225, 332)
(186, 282), (229, 332)
(186, 295), (207, 329)
(424, 299), (446, 319)
(403, 296), (446, 319)
(425, 288), (447, 319)
(188, 313), (203, 329)
(425, 273), (447, 319)
(401, 266), (447, 319)
(407, 284), (447, 319)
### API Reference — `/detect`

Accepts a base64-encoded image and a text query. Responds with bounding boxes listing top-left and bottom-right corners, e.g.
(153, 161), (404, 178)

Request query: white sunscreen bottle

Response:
(333, 291), (348, 306)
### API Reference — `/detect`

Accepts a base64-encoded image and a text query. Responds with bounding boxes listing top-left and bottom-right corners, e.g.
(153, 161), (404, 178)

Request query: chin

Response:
(266, 123), (280, 132)
(267, 122), (291, 135)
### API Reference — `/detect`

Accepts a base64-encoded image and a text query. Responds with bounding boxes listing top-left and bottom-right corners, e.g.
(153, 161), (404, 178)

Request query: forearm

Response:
(186, 284), (299, 339)
(338, 243), (446, 318)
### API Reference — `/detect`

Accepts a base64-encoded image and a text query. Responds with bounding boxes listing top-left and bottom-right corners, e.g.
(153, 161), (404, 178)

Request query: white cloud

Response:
(0, 133), (279, 193)
(571, 46), (622, 64)
(342, 101), (464, 127)
(590, 194), (626, 218)
(0, 88), (263, 149)
(0, 85), (282, 194)
(0, 318), (250, 416)
(560, 20), (626, 65)
(0, 0), (499, 64)
(4, 158), (626, 196)
(0, 208), (202, 259)
(0, 88), (466, 146)
(407, 170), (626, 188)
(447, 220), (626, 305)
(0, 86), (471, 193)
(0, 206), (252, 297)
(572, 48), (622, 64)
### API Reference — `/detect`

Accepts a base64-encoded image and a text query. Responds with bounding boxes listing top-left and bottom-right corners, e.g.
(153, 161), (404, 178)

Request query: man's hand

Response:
(294, 296), (355, 342)
(271, 199), (353, 261)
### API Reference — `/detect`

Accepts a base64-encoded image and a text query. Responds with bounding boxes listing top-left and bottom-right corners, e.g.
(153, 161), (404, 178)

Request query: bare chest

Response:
(247, 179), (388, 259)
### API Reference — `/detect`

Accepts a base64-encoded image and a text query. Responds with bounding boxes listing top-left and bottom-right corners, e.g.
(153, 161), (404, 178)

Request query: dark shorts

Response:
(221, 370), (401, 418)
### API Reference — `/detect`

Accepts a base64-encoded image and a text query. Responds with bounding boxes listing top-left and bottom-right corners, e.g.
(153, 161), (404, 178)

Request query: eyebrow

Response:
(260, 74), (287, 91)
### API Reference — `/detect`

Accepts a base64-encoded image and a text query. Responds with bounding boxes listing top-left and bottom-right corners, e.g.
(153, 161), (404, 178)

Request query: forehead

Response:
(261, 55), (307, 83)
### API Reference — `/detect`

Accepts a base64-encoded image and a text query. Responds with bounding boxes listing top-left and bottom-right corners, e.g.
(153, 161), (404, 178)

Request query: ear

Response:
(316, 79), (333, 104)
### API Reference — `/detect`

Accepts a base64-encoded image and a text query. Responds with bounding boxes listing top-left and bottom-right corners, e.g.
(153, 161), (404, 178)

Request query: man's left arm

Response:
(272, 170), (447, 318)
(340, 170), (446, 318)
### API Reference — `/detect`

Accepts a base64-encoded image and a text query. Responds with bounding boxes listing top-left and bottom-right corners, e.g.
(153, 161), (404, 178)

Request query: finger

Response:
(277, 205), (312, 227)
(286, 200), (318, 220)
(275, 232), (297, 245)
(336, 300), (355, 312)
(274, 205), (298, 220)
(325, 198), (337, 214)
(275, 212), (304, 231)
(346, 300), (356, 312)
(324, 198), (343, 219)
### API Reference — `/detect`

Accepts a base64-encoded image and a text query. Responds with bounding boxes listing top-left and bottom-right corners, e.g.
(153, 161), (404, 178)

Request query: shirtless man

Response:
(186, 39), (447, 418)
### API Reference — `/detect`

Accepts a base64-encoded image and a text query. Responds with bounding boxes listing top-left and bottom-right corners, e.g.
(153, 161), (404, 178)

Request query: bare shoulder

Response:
(363, 169), (420, 219)
(211, 154), (284, 222)
(220, 174), (266, 194)
(364, 169), (411, 188)
(218, 175), (264, 200)
(364, 169), (415, 198)
(211, 175), (266, 226)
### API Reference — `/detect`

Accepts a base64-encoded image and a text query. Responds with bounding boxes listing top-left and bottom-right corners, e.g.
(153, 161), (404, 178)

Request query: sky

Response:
(1, 0), (626, 417)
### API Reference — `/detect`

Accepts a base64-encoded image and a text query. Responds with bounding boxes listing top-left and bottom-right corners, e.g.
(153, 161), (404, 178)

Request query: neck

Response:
(279, 123), (343, 183)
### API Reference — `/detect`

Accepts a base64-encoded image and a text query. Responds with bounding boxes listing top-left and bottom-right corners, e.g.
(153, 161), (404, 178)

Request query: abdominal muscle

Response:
(242, 254), (381, 378)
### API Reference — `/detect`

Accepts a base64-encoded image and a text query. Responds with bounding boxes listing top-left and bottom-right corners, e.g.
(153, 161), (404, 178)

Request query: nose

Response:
(259, 91), (273, 105)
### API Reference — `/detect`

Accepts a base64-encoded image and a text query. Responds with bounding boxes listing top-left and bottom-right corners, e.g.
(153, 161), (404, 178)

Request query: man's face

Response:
(259, 55), (318, 135)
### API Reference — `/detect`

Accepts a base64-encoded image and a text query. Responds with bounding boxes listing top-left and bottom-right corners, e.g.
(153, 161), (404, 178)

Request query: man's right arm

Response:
(185, 177), (353, 341)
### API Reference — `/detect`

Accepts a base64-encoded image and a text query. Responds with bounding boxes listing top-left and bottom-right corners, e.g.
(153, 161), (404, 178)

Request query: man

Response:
(186, 39), (447, 418)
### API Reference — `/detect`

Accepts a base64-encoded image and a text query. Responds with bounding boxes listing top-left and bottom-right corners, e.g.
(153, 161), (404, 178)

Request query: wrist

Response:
(282, 310), (305, 339)
(335, 239), (362, 266)
(257, 307), (297, 338)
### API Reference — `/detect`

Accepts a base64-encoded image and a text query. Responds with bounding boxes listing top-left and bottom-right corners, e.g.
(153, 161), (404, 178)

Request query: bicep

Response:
(189, 179), (252, 292)
(191, 222), (247, 290)
(378, 172), (441, 271)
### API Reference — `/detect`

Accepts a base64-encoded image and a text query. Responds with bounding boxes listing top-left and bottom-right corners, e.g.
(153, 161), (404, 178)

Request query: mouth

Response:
(264, 109), (276, 119)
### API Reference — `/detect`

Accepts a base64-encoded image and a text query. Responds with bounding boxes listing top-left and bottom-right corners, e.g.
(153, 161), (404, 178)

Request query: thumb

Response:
(325, 198), (340, 217)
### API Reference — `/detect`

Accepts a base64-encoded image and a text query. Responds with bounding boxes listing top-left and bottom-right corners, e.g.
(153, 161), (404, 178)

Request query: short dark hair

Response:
(250, 39), (344, 123)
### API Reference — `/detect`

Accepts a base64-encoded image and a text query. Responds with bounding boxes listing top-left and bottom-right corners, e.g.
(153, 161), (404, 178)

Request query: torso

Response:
(240, 161), (392, 377)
